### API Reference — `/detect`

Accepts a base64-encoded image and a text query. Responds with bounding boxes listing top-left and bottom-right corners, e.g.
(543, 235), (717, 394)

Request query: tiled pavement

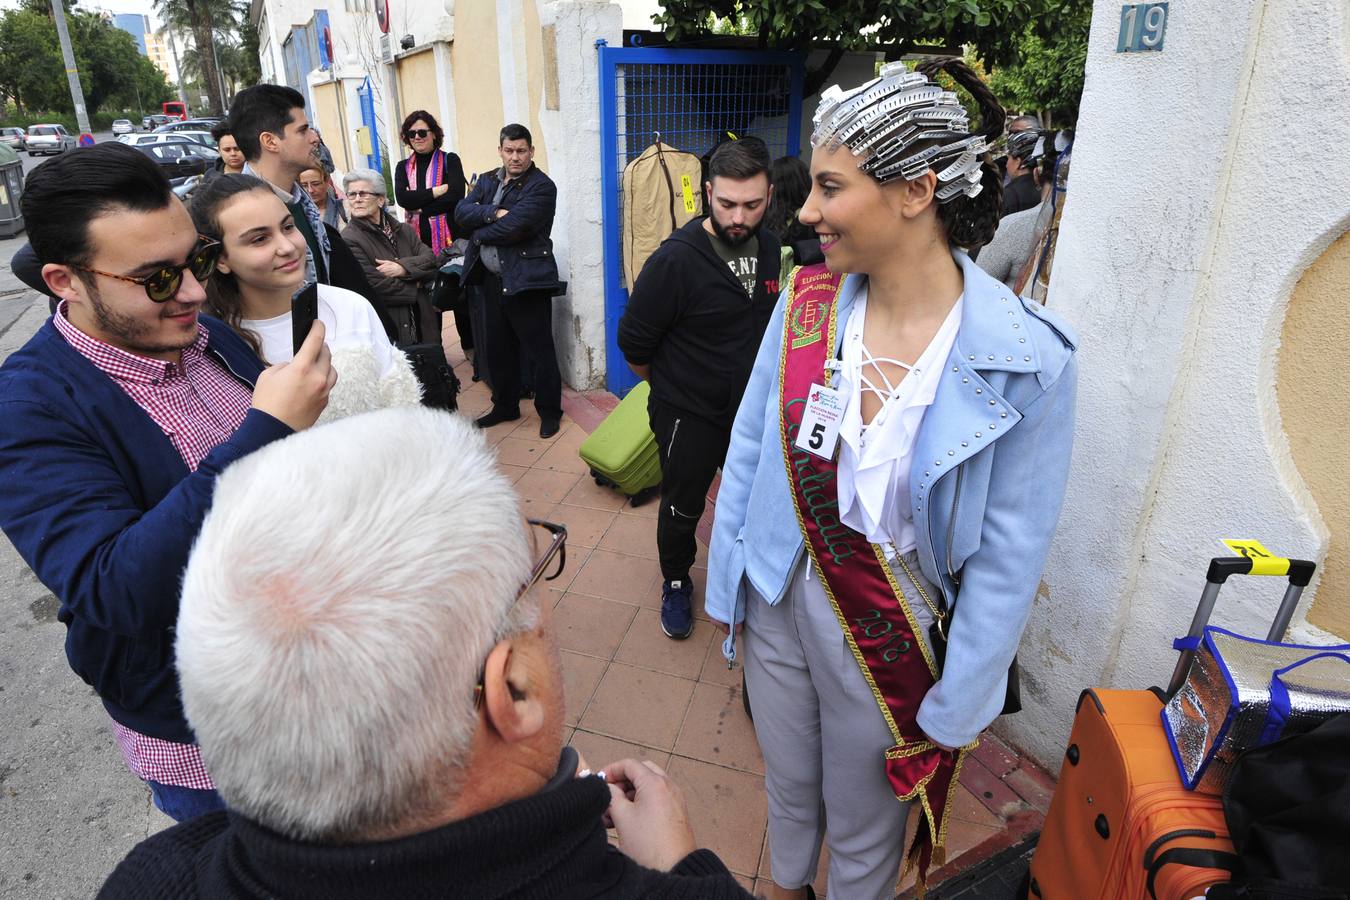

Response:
(443, 320), (1051, 899)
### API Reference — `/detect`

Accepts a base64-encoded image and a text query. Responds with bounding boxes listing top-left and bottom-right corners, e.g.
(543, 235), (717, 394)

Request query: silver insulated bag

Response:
(1161, 553), (1350, 792)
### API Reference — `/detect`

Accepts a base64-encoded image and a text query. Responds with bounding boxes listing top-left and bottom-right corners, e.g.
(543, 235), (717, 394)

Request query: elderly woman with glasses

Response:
(340, 168), (442, 346)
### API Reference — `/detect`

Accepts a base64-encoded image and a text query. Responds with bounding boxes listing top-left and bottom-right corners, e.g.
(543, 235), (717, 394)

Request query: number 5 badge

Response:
(795, 383), (846, 460)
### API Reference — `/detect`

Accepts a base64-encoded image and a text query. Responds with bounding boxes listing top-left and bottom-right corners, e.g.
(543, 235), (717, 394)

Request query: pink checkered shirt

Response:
(54, 303), (253, 789)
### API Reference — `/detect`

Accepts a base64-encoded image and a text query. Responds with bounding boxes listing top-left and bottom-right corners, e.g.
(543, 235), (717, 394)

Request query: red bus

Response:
(162, 101), (188, 121)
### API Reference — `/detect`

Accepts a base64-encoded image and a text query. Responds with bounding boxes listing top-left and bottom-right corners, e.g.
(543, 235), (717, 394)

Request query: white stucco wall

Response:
(614, 0), (660, 31)
(1001, 0), (1350, 767)
(538, 0), (623, 389)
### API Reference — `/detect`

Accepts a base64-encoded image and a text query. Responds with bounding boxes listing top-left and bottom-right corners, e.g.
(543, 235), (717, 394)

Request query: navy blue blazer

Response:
(454, 165), (561, 297)
(0, 314), (292, 743)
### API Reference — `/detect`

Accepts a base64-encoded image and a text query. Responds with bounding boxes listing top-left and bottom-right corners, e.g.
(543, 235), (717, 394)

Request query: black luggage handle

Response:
(1165, 553), (1317, 698)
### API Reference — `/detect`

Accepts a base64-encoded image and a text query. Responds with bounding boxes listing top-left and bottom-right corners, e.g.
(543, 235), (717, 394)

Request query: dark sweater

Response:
(617, 217), (781, 429)
(1002, 173), (1041, 217)
(98, 776), (753, 900)
(0, 316), (291, 743)
(395, 149), (467, 245)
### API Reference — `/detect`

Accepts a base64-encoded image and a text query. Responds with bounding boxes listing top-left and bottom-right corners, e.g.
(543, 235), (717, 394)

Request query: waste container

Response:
(0, 142), (23, 236)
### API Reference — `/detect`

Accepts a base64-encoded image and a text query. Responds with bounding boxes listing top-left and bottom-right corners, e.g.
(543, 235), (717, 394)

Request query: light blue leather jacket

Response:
(706, 250), (1078, 747)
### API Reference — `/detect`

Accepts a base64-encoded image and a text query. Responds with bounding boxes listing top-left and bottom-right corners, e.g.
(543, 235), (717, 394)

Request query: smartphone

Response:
(291, 282), (319, 356)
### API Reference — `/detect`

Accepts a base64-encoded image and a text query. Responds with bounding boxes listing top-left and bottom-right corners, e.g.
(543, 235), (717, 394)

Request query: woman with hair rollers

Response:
(706, 59), (1078, 899)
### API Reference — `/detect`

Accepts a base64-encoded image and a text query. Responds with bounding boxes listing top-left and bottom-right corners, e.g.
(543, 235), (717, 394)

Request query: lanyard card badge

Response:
(795, 359), (847, 460)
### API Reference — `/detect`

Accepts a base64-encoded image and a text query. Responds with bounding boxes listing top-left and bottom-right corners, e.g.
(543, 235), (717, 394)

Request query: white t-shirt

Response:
(836, 283), (963, 555)
(242, 284), (399, 376)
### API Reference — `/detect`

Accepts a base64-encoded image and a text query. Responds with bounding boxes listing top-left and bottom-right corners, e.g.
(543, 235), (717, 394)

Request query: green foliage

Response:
(0, 109), (138, 131)
(655, 0), (1056, 68)
(988, 0), (1091, 123)
(655, 0), (1093, 125)
(0, 9), (66, 113)
(0, 3), (173, 117)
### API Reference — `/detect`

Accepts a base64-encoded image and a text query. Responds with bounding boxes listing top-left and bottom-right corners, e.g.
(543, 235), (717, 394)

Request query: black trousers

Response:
(480, 271), (561, 421)
(648, 400), (731, 584)
(435, 279), (474, 351)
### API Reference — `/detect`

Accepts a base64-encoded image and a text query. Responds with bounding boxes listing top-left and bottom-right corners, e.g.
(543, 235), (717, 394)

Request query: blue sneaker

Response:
(660, 578), (694, 640)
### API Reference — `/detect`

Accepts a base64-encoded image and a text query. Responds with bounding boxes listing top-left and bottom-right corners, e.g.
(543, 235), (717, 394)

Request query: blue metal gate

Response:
(357, 76), (383, 172)
(597, 43), (805, 395)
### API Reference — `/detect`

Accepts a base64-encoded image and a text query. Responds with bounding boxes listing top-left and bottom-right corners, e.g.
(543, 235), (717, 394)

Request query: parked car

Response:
(131, 140), (220, 184)
(120, 132), (199, 146)
(142, 113), (173, 130)
(111, 119), (134, 135)
(0, 127), (26, 151)
(26, 124), (76, 156)
(153, 118), (223, 134)
(164, 129), (216, 148)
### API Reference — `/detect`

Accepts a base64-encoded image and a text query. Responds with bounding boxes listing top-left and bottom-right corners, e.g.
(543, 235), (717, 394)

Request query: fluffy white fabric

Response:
(319, 344), (422, 425)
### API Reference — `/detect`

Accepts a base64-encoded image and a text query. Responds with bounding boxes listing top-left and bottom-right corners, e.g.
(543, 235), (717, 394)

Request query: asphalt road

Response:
(0, 234), (172, 899)
(17, 130), (115, 179)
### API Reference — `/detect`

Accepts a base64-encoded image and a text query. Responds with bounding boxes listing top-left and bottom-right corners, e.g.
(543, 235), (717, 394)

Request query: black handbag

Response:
(893, 553), (1022, 716)
(929, 615), (1022, 717)
(402, 342), (459, 412)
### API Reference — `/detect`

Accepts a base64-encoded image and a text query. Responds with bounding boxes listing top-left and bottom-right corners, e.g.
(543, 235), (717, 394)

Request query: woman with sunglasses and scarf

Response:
(191, 174), (422, 422)
(394, 111), (466, 254)
(395, 110), (471, 351)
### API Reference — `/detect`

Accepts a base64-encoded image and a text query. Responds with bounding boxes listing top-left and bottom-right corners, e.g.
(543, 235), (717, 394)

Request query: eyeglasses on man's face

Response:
(72, 236), (221, 303)
(473, 519), (567, 710)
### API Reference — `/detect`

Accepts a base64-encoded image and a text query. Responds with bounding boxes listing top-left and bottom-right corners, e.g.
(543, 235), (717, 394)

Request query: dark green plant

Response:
(988, 0), (1090, 125)
(655, 0), (1056, 67)
(0, 5), (173, 117)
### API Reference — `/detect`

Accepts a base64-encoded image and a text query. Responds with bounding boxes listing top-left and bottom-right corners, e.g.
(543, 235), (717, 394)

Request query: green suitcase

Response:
(578, 381), (662, 505)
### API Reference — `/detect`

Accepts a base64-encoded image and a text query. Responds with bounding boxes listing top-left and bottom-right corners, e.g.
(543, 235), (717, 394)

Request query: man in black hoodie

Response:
(618, 138), (781, 640)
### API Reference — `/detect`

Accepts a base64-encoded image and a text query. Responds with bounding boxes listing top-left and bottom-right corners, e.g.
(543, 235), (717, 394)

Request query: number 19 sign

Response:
(1118, 2), (1168, 52)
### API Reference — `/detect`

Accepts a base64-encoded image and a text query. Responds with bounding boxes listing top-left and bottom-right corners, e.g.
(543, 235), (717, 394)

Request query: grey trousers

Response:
(744, 552), (937, 900)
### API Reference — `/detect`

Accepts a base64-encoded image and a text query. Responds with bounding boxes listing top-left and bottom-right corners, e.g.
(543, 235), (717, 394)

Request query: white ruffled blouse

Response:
(837, 284), (963, 556)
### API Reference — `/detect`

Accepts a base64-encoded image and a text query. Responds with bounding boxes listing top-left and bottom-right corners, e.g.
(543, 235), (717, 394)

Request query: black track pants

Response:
(648, 401), (731, 584)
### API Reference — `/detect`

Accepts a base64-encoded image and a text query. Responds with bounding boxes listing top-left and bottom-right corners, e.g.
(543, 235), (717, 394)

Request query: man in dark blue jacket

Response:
(456, 123), (564, 439)
(0, 143), (336, 821)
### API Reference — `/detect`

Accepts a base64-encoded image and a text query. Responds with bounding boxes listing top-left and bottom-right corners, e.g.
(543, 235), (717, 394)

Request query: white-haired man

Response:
(98, 408), (753, 900)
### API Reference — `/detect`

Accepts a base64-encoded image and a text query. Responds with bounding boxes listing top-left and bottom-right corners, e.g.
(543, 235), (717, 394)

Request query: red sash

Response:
(778, 264), (967, 891)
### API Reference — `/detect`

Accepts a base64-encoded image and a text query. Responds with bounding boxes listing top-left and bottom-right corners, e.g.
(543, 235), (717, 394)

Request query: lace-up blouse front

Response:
(836, 283), (964, 557)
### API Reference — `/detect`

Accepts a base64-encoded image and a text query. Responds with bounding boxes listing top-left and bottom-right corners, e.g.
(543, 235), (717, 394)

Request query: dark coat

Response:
(454, 165), (560, 297)
(0, 316), (289, 744)
(341, 211), (440, 308)
(1002, 173), (1041, 217)
(98, 776), (753, 900)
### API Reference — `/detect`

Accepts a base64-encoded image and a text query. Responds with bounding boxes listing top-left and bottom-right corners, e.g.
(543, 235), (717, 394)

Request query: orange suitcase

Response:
(1026, 688), (1234, 900)
(1028, 552), (1314, 899)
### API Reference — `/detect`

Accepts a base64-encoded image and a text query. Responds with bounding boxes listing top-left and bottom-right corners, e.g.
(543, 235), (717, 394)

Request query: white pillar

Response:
(537, 0), (623, 390)
(1003, 0), (1350, 767)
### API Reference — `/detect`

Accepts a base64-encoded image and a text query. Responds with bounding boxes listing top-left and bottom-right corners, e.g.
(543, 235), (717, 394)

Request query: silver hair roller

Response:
(811, 61), (987, 201)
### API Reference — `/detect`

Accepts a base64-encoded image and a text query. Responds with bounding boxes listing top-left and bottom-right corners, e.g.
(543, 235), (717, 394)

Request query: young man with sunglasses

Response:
(0, 143), (337, 820)
(102, 408), (753, 899)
